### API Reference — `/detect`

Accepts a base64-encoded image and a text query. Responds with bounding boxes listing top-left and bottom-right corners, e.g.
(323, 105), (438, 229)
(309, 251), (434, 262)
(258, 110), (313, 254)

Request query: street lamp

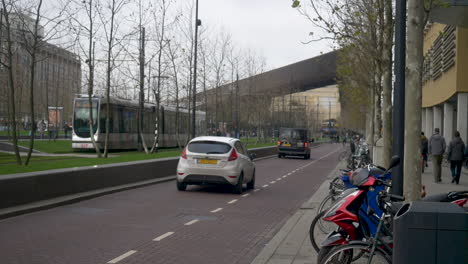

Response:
(192, 0), (202, 139)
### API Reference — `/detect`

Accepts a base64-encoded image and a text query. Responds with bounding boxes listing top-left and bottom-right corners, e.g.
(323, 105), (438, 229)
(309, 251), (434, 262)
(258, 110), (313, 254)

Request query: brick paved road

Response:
(0, 143), (341, 264)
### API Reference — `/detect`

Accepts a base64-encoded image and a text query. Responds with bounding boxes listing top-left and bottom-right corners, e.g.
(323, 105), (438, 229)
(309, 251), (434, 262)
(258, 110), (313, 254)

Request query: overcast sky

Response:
(198, 0), (332, 69)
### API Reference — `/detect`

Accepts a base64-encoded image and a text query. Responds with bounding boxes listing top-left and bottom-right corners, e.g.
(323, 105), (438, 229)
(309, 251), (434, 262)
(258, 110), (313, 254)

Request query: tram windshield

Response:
(73, 99), (99, 137)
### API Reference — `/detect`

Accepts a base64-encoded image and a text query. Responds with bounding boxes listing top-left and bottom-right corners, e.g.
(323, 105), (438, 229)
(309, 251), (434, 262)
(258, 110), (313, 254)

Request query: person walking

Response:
(429, 128), (446, 183)
(421, 132), (428, 173)
(38, 120), (46, 140)
(447, 131), (465, 185)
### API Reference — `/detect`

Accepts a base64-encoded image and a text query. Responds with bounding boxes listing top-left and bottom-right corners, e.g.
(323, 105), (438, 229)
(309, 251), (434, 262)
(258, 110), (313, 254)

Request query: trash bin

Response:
(393, 202), (468, 264)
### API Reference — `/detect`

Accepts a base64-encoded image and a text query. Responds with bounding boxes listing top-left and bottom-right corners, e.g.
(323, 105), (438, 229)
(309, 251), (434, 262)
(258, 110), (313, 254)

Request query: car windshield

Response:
(73, 99), (99, 137)
(188, 141), (232, 154)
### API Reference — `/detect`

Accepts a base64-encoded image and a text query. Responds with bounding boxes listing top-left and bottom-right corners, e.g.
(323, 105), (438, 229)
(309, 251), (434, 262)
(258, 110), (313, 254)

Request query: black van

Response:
(277, 128), (311, 159)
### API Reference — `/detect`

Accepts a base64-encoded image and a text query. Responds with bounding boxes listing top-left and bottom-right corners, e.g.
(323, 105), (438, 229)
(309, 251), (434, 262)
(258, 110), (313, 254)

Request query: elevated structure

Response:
(208, 50), (337, 98)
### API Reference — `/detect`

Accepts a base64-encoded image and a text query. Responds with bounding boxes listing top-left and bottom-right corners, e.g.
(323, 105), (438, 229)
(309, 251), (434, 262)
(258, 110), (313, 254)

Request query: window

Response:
(188, 141), (232, 154)
(235, 141), (246, 155)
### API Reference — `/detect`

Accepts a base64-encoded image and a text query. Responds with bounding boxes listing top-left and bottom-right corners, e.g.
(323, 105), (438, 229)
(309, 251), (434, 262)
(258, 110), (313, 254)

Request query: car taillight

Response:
(277, 141), (281, 146)
(228, 148), (238, 161)
(305, 142), (309, 148)
(181, 147), (187, 159)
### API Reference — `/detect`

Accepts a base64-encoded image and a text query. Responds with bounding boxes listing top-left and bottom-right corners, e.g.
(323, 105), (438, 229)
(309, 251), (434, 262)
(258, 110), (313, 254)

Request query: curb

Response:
(0, 176), (176, 220)
(251, 159), (345, 264)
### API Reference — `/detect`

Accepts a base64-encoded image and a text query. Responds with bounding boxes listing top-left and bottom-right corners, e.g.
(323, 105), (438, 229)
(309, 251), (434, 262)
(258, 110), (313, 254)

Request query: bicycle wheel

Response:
(320, 242), (392, 264)
(317, 194), (339, 233)
(309, 210), (338, 252)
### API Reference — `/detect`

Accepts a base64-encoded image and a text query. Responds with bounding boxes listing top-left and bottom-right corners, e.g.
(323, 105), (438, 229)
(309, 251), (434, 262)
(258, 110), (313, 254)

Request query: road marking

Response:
(211, 208), (223, 213)
(254, 189), (261, 192)
(107, 250), (137, 263)
(262, 184), (269, 188)
(270, 181), (276, 184)
(287, 173), (292, 175)
(241, 193), (250, 197)
(282, 175), (287, 178)
(228, 199), (238, 204)
(153, 232), (174, 241)
(184, 219), (199, 226)
(276, 177), (282, 181)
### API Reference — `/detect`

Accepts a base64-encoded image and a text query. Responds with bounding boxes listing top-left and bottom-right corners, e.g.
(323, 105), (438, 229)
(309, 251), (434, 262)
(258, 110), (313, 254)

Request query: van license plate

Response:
(198, 159), (218, 164)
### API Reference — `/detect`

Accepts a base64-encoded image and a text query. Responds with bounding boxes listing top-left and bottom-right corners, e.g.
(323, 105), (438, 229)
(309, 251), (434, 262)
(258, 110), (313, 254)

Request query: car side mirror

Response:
(249, 153), (257, 160)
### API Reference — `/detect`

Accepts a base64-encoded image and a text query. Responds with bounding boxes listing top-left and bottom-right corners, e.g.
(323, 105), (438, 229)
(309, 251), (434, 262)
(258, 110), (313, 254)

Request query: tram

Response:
(72, 95), (205, 150)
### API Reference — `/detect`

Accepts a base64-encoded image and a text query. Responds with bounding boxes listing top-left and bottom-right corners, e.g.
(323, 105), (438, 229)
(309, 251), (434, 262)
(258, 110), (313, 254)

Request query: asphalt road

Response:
(0, 143), (341, 264)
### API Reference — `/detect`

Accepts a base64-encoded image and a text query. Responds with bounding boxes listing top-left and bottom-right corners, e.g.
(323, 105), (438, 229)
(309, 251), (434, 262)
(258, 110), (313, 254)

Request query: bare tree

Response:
(98, 0), (128, 157)
(0, 0), (22, 165)
(67, 0), (101, 157)
(403, 0), (425, 201)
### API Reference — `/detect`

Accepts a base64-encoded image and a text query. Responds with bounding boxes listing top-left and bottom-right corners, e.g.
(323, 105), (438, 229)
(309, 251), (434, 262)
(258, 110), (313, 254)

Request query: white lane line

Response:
(107, 250), (137, 263)
(228, 199), (238, 204)
(254, 189), (261, 192)
(211, 208), (223, 213)
(153, 232), (174, 241)
(276, 177), (282, 181)
(282, 175), (287, 178)
(262, 184), (269, 188)
(270, 181), (276, 184)
(241, 193), (250, 197)
(184, 219), (199, 226)
(287, 173), (292, 175)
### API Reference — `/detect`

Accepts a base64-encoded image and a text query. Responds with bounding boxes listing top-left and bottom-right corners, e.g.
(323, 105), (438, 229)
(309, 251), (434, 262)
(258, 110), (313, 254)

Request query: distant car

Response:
(277, 128), (311, 159)
(176, 136), (256, 194)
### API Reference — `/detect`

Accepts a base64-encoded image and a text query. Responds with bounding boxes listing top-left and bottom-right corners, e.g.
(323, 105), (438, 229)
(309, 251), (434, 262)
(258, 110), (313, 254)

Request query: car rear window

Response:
(280, 128), (307, 141)
(188, 141), (232, 154)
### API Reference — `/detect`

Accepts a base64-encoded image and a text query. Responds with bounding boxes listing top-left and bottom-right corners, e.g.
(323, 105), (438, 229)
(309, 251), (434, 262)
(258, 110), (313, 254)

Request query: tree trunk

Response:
(1, 3), (22, 165)
(403, 0), (424, 202)
(25, 0), (42, 165)
(87, 1), (101, 158)
(104, 0), (117, 158)
(381, 0), (393, 168)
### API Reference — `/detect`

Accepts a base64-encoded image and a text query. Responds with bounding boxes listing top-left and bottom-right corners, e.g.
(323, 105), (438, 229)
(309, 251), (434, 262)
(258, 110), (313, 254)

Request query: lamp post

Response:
(192, 0), (202, 139)
(392, 0), (406, 196)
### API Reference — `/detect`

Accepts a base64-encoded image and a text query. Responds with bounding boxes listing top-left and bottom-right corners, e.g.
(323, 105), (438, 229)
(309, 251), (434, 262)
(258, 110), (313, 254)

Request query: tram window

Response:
(99, 116), (114, 133)
(118, 107), (125, 133)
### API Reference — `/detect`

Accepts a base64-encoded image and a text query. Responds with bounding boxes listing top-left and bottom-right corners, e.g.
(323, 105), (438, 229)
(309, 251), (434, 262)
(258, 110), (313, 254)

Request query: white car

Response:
(176, 136), (256, 194)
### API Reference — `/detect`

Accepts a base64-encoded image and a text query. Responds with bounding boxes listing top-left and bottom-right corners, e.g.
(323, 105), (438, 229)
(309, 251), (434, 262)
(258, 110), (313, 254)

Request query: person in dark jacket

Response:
(429, 128), (446, 183)
(447, 131), (465, 184)
(421, 132), (428, 172)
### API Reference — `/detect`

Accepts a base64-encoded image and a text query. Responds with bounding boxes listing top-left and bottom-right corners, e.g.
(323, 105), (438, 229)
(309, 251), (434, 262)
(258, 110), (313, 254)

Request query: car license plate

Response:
(198, 159), (218, 164)
(283, 143), (291, 147)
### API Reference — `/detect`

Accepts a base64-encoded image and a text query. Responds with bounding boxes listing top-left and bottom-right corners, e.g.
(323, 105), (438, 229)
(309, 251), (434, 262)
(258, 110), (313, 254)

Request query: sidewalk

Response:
(251, 161), (468, 264)
(422, 161), (468, 195)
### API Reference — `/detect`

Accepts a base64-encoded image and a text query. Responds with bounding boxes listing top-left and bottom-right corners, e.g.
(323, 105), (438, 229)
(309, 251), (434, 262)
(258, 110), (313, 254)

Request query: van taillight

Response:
(277, 141), (281, 146)
(305, 142), (309, 148)
(181, 147), (187, 159)
(228, 148), (238, 161)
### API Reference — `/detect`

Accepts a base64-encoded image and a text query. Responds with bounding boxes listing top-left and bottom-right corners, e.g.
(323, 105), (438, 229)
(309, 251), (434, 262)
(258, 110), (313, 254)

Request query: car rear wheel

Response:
(177, 181), (187, 191)
(233, 173), (244, 194)
(247, 171), (255, 190)
(278, 153), (282, 158)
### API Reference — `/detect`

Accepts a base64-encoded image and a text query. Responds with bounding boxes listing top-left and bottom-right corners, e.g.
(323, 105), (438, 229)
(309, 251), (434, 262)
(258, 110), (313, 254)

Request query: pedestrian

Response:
(447, 131), (465, 184)
(429, 128), (446, 183)
(421, 132), (428, 172)
(63, 122), (70, 139)
(38, 120), (46, 139)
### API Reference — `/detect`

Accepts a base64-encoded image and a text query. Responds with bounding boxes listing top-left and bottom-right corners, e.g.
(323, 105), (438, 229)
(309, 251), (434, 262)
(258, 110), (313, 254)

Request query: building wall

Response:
(0, 20), (81, 127)
(422, 23), (460, 107)
(457, 26), (468, 92)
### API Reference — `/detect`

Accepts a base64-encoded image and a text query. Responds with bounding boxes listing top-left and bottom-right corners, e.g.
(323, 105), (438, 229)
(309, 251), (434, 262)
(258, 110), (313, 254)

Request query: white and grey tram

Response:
(72, 95), (206, 150)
